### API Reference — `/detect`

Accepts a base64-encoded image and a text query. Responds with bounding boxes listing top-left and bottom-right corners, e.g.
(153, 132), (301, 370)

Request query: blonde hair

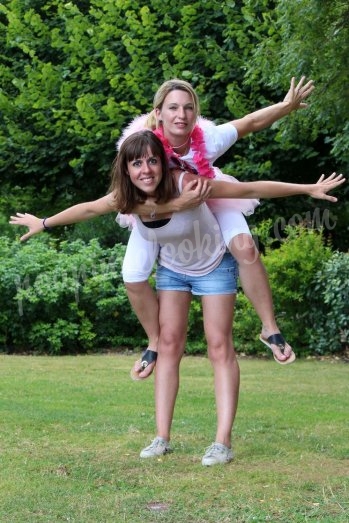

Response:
(145, 78), (200, 130)
(109, 130), (177, 214)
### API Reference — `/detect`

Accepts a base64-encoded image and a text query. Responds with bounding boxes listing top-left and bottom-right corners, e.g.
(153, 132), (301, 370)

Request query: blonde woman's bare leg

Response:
(213, 209), (294, 364)
(122, 227), (160, 378)
(229, 233), (294, 363)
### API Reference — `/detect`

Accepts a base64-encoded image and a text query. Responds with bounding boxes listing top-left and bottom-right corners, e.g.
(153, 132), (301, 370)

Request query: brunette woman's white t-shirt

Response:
(132, 171), (226, 276)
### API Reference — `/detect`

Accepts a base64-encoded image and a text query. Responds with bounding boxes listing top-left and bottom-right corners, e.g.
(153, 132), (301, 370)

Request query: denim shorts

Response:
(156, 253), (238, 296)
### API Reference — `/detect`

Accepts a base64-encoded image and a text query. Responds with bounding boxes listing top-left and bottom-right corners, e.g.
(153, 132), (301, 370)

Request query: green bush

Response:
(186, 297), (206, 355)
(188, 223), (335, 357)
(308, 251), (349, 354)
(63, 214), (130, 248)
(0, 236), (146, 354)
(0, 235), (207, 355)
(1, 228), (345, 357)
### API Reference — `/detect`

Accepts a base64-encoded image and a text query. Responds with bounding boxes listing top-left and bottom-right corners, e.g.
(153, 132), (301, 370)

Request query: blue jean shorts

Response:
(156, 253), (238, 296)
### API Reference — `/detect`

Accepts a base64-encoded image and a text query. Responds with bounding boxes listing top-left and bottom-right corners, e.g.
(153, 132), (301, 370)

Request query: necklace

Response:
(170, 135), (191, 150)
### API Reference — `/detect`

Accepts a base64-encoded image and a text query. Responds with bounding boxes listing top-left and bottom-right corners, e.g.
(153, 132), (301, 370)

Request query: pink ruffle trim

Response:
(115, 213), (136, 230)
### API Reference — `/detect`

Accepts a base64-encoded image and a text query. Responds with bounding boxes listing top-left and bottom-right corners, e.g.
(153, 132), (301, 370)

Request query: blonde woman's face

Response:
(155, 89), (196, 142)
(127, 147), (162, 197)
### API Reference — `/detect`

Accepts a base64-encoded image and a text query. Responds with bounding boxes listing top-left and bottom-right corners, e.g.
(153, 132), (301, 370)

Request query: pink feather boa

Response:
(116, 114), (215, 178)
(153, 125), (215, 178)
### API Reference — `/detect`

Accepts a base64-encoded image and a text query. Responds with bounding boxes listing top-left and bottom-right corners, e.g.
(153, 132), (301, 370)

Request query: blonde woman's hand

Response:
(309, 172), (345, 201)
(283, 76), (315, 111)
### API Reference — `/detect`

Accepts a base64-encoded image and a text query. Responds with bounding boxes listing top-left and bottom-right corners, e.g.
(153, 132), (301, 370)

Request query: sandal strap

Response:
(266, 333), (286, 349)
(140, 349), (158, 369)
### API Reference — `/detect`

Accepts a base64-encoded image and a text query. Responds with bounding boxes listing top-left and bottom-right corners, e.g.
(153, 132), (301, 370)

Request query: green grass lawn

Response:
(0, 354), (348, 522)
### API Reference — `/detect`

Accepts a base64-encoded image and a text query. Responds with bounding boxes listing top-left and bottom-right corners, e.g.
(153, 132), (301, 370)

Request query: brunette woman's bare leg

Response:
(154, 290), (191, 441)
(202, 293), (239, 449)
(139, 290), (191, 458)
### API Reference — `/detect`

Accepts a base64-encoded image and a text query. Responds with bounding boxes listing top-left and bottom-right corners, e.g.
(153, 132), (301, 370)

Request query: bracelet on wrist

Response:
(42, 217), (52, 232)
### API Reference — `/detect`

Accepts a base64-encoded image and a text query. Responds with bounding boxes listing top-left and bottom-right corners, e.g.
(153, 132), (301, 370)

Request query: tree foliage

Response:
(0, 0), (347, 248)
(246, 0), (349, 167)
(0, 0), (348, 233)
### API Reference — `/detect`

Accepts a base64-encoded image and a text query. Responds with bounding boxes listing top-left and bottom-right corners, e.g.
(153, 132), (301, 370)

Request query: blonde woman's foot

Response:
(259, 332), (296, 365)
(130, 348), (157, 380)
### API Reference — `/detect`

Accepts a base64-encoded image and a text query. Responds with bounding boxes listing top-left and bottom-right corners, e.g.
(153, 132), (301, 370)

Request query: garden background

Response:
(0, 0), (348, 356)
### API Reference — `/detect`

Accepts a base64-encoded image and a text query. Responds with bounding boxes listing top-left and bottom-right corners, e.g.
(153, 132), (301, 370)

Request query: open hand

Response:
(9, 212), (43, 241)
(310, 172), (345, 201)
(283, 76), (315, 111)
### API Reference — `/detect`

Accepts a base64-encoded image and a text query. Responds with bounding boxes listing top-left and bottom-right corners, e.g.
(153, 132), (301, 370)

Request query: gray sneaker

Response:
(201, 442), (233, 466)
(140, 437), (172, 458)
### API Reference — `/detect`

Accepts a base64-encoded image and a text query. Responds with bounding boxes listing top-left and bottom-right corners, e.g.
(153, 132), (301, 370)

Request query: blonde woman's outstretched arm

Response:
(181, 172), (345, 202)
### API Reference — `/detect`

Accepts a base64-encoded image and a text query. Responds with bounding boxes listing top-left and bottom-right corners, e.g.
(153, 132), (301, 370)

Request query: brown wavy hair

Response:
(109, 130), (177, 214)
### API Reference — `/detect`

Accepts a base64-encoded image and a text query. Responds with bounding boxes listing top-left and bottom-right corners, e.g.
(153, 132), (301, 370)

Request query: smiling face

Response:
(110, 130), (177, 214)
(127, 147), (163, 196)
(155, 89), (197, 145)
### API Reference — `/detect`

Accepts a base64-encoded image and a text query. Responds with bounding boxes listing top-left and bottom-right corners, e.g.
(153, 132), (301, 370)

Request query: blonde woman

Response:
(118, 77), (315, 369)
